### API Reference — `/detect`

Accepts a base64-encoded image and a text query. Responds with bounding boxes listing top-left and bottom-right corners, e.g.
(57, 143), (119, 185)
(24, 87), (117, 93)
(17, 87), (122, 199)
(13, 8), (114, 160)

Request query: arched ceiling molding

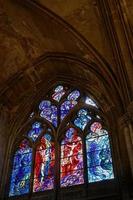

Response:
(32, 53), (122, 105)
(16, 0), (118, 83)
(23, 0), (116, 68)
(0, 53), (123, 197)
(5, 53), (124, 140)
(21, 0), (132, 109)
(0, 0), (125, 108)
(0, 0), (129, 109)
(0, 0), (116, 90)
(0, 53), (123, 112)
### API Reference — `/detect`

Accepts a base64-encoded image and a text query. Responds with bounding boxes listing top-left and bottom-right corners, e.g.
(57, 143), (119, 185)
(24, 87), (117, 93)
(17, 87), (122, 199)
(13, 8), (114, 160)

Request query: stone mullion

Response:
(29, 147), (36, 197)
(118, 109), (133, 199)
(119, 112), (133, 175)
(82, 133), (89, 197)
(54, 140), (60, 200)
(117, 122), (130, 200)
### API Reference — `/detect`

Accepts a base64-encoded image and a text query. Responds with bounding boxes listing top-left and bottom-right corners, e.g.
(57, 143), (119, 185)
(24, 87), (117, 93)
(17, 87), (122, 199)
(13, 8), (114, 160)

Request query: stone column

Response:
(0, 104), (10, 197)
(127, 102), (133, 147)
(118, 102), (133, 199)
(119, 116), (133, 174)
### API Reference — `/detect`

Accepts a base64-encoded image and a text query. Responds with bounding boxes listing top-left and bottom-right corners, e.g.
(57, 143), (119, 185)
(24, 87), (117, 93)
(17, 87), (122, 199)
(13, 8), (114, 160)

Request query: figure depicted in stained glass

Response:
(60, 128), (84, 187)
(28, 122), (43, 141)
(86, 122), (114, 182)
(52, 85), (65, 102)
(39, 100), (57, 127)
(60, 90), (80, 120)
(33, 134), (55, 192)
(74, 109), (91, 130)
(9, 140), (32, 196)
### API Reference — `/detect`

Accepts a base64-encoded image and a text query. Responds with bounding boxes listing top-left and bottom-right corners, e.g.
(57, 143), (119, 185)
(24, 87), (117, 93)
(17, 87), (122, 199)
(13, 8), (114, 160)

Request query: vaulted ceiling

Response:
(0, 0), (132, 116)
(36, 0), (114, 65)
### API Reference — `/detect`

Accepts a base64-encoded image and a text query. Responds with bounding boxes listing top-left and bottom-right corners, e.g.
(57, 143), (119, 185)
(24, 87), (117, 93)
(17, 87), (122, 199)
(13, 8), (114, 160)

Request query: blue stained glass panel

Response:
(74, 109), (91, 130)
(39, 100), (57, 127)
(60, 100), (77, 120)
(61, 128), (81, 145)
(87, 149), (112, 168)
(86, 131), (114, 182)
(60, 170), (84, 187)
(39, 100), (51, 110)
(52, 85), (65, 102)
(88, 166), (114, 182)
(9, 140), (32, 196)
(11, 166), (31, 180)
(87, 129), (108, 139)
(13, 153), (32, 169)
(13, 140), (32, 169)
(28, 122), (43, 141)
(9, 179), (30, 196)
(60, 90), (80, 120)
(16, 140), (32, 154)
(67, 90), (80, 100)
(86, 134), (110, 152)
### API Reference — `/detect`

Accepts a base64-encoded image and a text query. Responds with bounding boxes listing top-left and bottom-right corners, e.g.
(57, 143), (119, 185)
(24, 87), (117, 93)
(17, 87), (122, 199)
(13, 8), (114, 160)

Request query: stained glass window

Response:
(85, 97), (98, 108)
(9, 140), (32, 196)
(90, 122), (102, 133)
(86, 122), (114, 182)
(29, 112), (34, 119)
(28, 122), (43, 141)
(60, 90), (80, 120)
(52, 85), (65, 102)
(33, 134), (55, 192)
(60, 128), (84, 187)
(67, 90), (80, 101)
(9, 85), (115, 198)
(39, 100), (57, 127)
(74, 109), (91, 130)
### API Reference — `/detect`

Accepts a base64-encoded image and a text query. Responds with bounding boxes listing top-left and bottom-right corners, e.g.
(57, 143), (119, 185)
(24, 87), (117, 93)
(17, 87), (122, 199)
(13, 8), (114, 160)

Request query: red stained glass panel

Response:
(60, 128), (84, 187)
(33, 134), (55, 192)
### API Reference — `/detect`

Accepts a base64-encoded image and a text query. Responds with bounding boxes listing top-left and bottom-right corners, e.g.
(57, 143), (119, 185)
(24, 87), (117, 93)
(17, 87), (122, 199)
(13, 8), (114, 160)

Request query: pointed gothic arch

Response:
(8, 84), (114, 197)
